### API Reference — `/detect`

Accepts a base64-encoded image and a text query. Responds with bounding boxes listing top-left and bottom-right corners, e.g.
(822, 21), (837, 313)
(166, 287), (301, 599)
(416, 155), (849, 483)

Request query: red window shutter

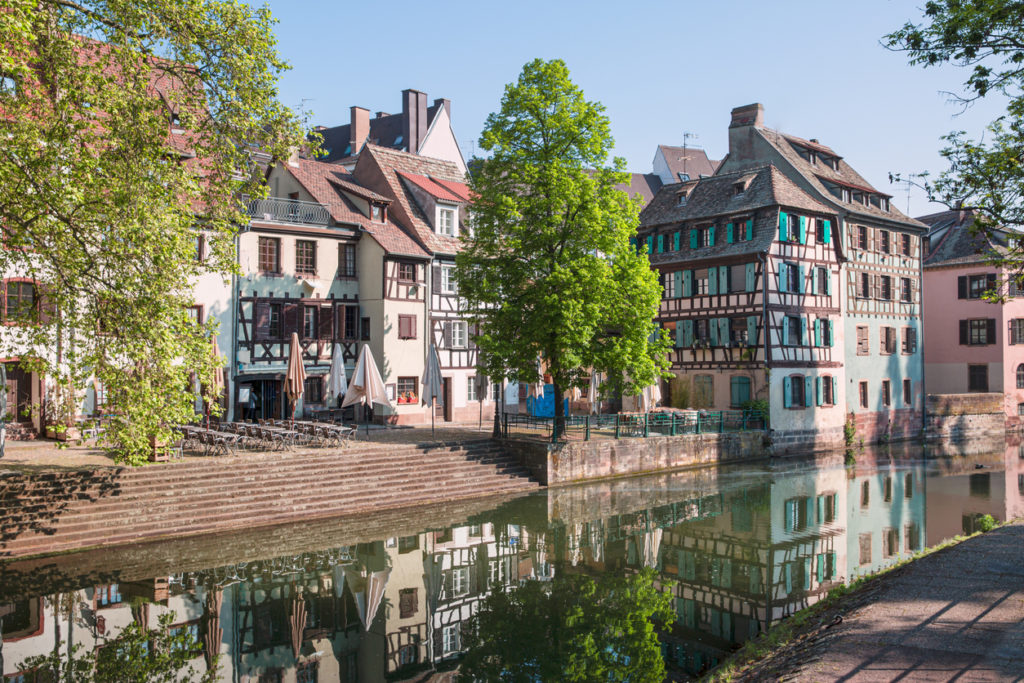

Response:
(398, 316), (407, 338)
(959, 320), (968, 344)
(958, 276), (967, 299)
(255, 302), (271, 340)
(987, 318), (997, 344)
(319, 305), (334, 339)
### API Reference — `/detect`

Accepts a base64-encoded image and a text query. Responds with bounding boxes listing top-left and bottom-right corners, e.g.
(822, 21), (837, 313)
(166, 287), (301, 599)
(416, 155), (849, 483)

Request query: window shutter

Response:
(958, 276), (967, 299)
(747, 316), (758, 346)
(709, 225), (716, 246)
(726, 222), (734, 243)
(683, 270), (692, 297)
(825, 268), (832, 295)
(813, 318), (821, 347)
(255, 302), (270, 340)
(673, 271), (682, 299)
(1011, 320), (1017, 346)
(710, 317), (719, 345)
(800, 317), (808, 345)
(783, 318), (790, 346)
(689, 229), (698, 249)
(778, 262), (787, 293)
(823, 219), (831, 244)
(745, 262), (756, 292)
(720, 318), (730, 345)
(682, 320), (694, 347)
(719, 265), (729, 294)
(709, 270), (718, 295)
(432, 265), (442, 292)
(319, 305), (334, 339)
(629, 236), (637, 250)
(646, 235), (654, 253)
(828, 320), (835, 347)
(398, 316), (407, 338)
(283, 302), (300, 337)
(746, 219), (753, 241)
(816, 554), (825, 583)
(987, 273), (997, 292)
(657, 234), (664, 253)
(779, 211), (788, 241)
(673, 230), (681, 251)
(987, 318), (997, 344)
(959, 319), (968, 344)
(799, 215), (807, 244)
(783, 376), (792, 408)
(816, 376), (823, 406)
(675, 322), (685, 348)
(797, 264), (805, 293)
(443, 321), (453, 348)
(832, 376), (838, 404)
(805, 376), (813, 407)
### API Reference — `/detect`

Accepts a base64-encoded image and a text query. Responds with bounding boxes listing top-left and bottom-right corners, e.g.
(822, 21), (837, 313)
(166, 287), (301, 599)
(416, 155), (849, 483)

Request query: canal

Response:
(1, 438), (1021, 681)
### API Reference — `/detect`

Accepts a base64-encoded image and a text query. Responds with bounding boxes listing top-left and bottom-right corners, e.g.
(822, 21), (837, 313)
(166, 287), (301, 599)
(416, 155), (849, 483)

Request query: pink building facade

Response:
(920, 210), (1024, 429)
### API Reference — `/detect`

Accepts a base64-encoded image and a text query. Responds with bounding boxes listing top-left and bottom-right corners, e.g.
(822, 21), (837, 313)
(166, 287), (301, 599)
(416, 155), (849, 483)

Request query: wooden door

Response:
(442, 378), (452, 422)
(5, 365), (30, 423)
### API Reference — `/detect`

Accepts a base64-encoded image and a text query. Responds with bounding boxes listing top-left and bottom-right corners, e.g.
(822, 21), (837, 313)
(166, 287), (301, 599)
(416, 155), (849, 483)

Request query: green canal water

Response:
(1, 439), (1021, 681)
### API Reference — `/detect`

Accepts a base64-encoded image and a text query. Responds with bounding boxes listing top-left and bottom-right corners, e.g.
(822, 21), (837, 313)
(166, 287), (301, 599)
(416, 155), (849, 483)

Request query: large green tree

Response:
(886, 0), (1024, 275)
(460, 568), (676, 683)
(456, 59), (669, 435)
(0, 1), (308, 462)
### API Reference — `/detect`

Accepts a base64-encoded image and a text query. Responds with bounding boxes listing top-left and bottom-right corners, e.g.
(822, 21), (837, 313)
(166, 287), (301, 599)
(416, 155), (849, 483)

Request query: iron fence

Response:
(247, 196), (330, 226)
(502, 409), (767, 442)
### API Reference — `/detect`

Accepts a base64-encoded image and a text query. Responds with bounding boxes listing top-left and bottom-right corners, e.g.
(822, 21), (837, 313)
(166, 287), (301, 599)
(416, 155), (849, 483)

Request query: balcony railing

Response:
(247, 197), (330, 226)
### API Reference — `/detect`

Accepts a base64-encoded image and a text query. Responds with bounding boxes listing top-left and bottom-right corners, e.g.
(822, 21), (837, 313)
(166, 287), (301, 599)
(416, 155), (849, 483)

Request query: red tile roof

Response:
(430, 177), (472, 202)
(396, 170), (464, 203)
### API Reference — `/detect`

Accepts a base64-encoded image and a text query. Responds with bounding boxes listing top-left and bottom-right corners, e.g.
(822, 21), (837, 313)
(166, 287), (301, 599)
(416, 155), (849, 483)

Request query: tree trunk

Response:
(552, 379), (563, 442)
(492, 379), (503, 439)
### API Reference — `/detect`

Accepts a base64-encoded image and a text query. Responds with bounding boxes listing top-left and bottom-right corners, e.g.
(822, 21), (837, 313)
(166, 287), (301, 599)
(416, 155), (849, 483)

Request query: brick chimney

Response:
(402, 88), (428, 154)
(350, 106), (369, 156)
(433, 97), (451, 118)
(728, 103), (765, 164)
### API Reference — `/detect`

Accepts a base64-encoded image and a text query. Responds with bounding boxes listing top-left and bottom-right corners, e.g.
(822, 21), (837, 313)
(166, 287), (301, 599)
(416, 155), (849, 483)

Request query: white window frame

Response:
(451, 566), (469, 597)
(467, 376), (477, 402)
(440, 264), (457, 294)
(437, 205), (458, 237)
(451, 320), (467, 348)
(442, 624), (460, 654)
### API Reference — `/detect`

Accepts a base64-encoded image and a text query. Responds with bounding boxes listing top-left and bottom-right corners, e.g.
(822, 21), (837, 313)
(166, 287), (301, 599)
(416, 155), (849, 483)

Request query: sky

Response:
(256, 0), (1007, 218)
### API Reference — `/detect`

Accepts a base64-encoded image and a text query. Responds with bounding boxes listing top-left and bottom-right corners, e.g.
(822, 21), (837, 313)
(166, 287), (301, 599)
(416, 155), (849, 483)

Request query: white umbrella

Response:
(284, 332), (306, 423)
(342, 345), (391, 411)
(587, 372), (600, 415)
(639, 382), (662, 413)
(325, 344), (348, 410)
(422, 343), (443, 437)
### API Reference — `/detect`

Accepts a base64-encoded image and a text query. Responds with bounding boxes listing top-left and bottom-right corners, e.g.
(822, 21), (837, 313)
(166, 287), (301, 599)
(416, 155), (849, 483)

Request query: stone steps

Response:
(0, 439), (539, 558)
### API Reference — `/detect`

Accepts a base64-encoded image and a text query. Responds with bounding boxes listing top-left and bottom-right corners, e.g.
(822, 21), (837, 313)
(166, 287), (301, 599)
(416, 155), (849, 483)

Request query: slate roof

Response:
(617, 173), (663, 206)
(354, 144), (468, 256)
(919, 209), (1005, 268)
(753, 127), (926, 230)
(317, 100), (447, 163)
(639, 165), (835, 264)
(657, 145), (720, 180)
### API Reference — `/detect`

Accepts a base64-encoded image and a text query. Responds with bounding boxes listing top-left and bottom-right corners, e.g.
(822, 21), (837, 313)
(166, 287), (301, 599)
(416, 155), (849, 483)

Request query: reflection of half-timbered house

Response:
(718, 103), (927, 443)
(637, 165), (846, 449)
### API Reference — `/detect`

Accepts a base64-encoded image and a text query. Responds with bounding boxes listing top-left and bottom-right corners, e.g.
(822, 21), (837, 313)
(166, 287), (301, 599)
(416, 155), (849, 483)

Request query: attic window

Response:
(678, 194), (688, 207)
(394, 135), (404, 145)
(732, 175), (754, 198)
(678, 172), (690, 182)
(371, 204), (386, 222)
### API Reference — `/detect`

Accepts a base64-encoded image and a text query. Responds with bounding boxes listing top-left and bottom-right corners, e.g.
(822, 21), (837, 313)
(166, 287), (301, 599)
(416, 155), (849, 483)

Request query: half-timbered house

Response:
(638, 165), (847, 450)
(717, 103), (927, 443)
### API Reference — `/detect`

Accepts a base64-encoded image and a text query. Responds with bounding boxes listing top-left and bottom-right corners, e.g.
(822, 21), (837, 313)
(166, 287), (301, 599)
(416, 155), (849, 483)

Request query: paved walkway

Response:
(736, 521), (1024, 682)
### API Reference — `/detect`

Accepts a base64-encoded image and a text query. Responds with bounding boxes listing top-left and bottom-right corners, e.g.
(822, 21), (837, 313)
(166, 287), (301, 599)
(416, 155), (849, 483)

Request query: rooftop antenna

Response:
(681, 132), (699, 179)
(893, 178), (913, 215)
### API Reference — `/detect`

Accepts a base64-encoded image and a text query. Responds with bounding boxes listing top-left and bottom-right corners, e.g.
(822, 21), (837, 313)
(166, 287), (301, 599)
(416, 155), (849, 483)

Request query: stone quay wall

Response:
(926, 393), (1006, 442)
(505, 431), (769, 486)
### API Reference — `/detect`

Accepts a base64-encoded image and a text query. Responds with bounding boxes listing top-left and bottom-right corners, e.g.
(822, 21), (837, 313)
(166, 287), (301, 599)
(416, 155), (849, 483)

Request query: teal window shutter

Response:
(646, 235), (654, 253)
(673, 270), (682, 299)
(709, 270), (718, 295)
(629, 236), (637, 250)
(682, 319), (694, 347)
(800, 317), (807, 345)
(797, 264), (805, 293)
(783, 375), (792, 407)
(825, 268), (832, 295)
(784, 563), (793, 594)
(683, 270), (692, 297)
(673, 230), (681, 251)
(657, 234), (664, 253)
(816, 553), (824, 583)
(721, 558), (733, 589)
(722, 611), (732, 639)
(783, 317), (791, 346)
(745, 262), (756, 292)
(710, 317), (719, 345)
(816, 376), (823, 406)
(803, 557), (812, 590)
(727, 222), (735, 243)
(684, 550), (696, 580)
(799, 215), (807, 244)
(829, 552), (837, 578)
(784, 499), (794, 529)
(805, 375), (813, 407)
(827, 320), (834, 347)
(779, 211), (788, 241)
(813, 318), (821, 347)
(689, 229), (698, 249)
(709, 225), (716, 246)
(746, 219), (753, 240)
(778, 262), (787, 293)
(832, 375), (838, 402)
(823, 219), (831, 244)
(750, 566), (761, 593)
(675, 321), (684, 347)
(747, 316), (758, 345)
(816, 495), (825, 523)
(720, 318), (730, 345)
(719, 265), (729, 294)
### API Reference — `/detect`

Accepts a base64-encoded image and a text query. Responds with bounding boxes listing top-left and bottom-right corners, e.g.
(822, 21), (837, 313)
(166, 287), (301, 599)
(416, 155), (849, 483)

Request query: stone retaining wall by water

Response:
(926, 393), (1006, 441)
(505, 431), (769, 486)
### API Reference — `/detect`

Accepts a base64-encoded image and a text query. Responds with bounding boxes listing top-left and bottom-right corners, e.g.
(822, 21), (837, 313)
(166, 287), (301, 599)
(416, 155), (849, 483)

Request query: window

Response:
(905, 473), (914, 498)
(784, 497), (810, 531)
(5, 281), (35, 322)
(303, 376), (323, 403)
(786, 316), (801, 346)
(399, 588), (418, 618)
(662, 271), (677, 298)
(783, 261), (800, 292)
(901, 233), (912, 256)
(258, 237), (280, 273)
(339, 244), (356, 278)
(449, 320), (467, 348)
(789, 374), (805, 407)
(816, 267), (829, 295)
(900, 277), (912, 302)
(730, 317), (749, 344)
(361, 317), (371, 340)
(822, 375), (834, 405)
(819, 317), (833, 347)
(186, 305), (202, 326)
(467, 377), (478, 402)
(398, 262), (416, 282)
(959, 273), (996, 299)
(878, 230), (891, 254)
(856, 326), (869, 355)
(1018, 402), (1024, 416)
(961, 318), (996, 345)
(302, 305), (317, 338)
(858, 272), (870, 298)
(859, 381), (869, 408)
(397, 377), (417, 403)
(437, 206), (456, 236)
(859, 533), (872, 565)
(696, 225), (713, 247)
(397, 314), (417, 339)
(882, 379), (891, 407)
(881, 326), (896, 354)
(730, 376), (751, 407)
(442, 624), (460, 654)
(95, 583), (122, 607)
(694, 375), (713, 405)
(295, 240), (316, 276)
(861, 480), (870, 507)
(449, 566), (470, 597)
(904, 378), (912, 405)
(490, 382), (501, 401)
(787, 214), (801, 242)
(882, 528), (898, 558)
(857, 225), (869, 250)
(194, 233), (205, 262)
(880, 275), (892, 300)
(905, 524), (920, 552)
(815, 218), (827, 243)
(968, 364), (989, 392)
(1010, 319), (1024, 344)
(902, 327), (917, 354)
(818, 493), (838, 523)
(440, 264), (457, 294)
(729, 263), (747, 292)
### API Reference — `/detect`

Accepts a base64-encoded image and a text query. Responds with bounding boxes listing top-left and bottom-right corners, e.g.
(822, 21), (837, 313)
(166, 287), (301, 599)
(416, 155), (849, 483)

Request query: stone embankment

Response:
(0, 439), (539, 559)
(714, 520), (1024, 682)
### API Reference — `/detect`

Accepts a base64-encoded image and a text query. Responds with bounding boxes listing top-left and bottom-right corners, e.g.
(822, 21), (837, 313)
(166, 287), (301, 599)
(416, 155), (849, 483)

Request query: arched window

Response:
(1017, 364), (1024, 389)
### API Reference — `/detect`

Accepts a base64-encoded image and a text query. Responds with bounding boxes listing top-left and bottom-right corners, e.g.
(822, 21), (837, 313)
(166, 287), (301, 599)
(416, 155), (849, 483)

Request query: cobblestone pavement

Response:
(736, 521), (1024, 682)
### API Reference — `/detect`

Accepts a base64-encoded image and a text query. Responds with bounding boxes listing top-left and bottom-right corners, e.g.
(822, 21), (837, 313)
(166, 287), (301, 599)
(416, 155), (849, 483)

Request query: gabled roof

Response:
(919, 209), (1006, 268)
(353, 144), (468, 255)
(656, 145), (720, 180)
(328, 176), (391, 204)
(396, 170), (464, 203)
(430, 177), (472, 202)
(617, 173), (663, 206)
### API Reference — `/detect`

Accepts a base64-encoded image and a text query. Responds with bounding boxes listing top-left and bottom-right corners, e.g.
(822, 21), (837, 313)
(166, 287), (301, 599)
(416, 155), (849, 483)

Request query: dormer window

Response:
(678, 172), (690, 182)
(437, 206), (457, 237)
(678, 194), (688, 207)
(371, 204), (386, 222)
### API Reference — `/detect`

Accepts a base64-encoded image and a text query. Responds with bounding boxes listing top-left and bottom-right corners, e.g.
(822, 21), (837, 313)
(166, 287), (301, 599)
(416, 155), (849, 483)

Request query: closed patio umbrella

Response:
(285, 332), (306, 423)
(587, 372), (600, 415)
(202, 587), (223, 672)
(639, 382), (662, 413)
(325, 344), (348, 414)
(288, 588), (307, 659)
(342, 345), (391, 431)
(207, 336), (225, 427)
(421, 343), (443, 437)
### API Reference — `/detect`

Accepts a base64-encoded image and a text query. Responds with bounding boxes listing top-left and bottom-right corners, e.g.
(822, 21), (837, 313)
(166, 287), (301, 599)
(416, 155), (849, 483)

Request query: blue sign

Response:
(526, 384), (568, 418)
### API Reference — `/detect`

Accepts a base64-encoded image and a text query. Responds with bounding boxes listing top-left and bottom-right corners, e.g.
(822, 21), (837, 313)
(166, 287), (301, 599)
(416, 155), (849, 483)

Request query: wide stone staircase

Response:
(0, 439), (539, 559)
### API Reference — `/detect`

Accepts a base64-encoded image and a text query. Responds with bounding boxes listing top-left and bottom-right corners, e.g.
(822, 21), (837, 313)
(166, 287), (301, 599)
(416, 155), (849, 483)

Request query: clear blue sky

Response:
(257, 0), (1006, 218)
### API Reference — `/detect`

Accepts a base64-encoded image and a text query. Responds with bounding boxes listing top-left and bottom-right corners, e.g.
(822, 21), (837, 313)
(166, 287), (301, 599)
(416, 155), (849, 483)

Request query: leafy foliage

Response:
(0, 1), (309, 462)
(460, 568), (676, 683)
(456, 59), (670, 432)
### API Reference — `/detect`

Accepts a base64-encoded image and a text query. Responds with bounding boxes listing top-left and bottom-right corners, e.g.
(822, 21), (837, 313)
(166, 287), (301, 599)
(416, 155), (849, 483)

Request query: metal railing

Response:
(502, 409), (767, 442)
(247, 197), (330, 226)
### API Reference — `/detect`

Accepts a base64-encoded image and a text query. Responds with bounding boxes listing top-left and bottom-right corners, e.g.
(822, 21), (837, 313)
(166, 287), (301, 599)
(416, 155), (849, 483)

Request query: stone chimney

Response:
(350, 106), (369, 156)
(728, 103), (765, 164)
(402, 88), (428, 154)
(433, 97), (451, 118)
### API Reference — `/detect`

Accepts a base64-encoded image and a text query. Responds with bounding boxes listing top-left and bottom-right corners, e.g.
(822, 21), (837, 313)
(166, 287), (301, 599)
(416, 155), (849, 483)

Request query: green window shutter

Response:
(779, 211), (788, 241)
(745, 262), (756, 292)
(783, 317), (791, 346)
(799, 215), (807, 244)
(803, 557), (812, 590)
(684, 550), (695, 581)
(800, 317), (808, 345)
(783, 375), (792, 407)
(816, 376), (823, 406)
(629, 236), (637, 250)
(689, 229), (698, 249)
(722, 611), (732, 640)
(683, 270), (692, 297)
(682, 320), (694, 347)
(813, 318), (821, 347)
(816, 553), (824, 583)
(778, 262), (787, 293)
(829, 552), (837, 579)
(825, 268), (832, 295)
(784, 563), (793, 594)
(646, 235), (654, 253)
(673, 230), (681, 251)
(823, 219), (831, 244)
(784, 499), (794, 530)
(805, 375), (813, 407)
(827, 320), (834, 347)
(747, 316), (758, 345)
(746, 219), (753, 240)
(709, 270), (719, 295)
(719, 265), (729, 294)
(797, 264), (805, 293)
(727, 222), (735, 243)
(673, 270), (682, 299)
(657, 234), (664, 253)
(719, 318), (730, 345)
(816, 495), (825, 523)
(675, 322), (684, 348)
(832, 376), (838, 403)
(721, 558), (733, 589)
(710, 317), (720, 345)
(710, 225), (717, 246)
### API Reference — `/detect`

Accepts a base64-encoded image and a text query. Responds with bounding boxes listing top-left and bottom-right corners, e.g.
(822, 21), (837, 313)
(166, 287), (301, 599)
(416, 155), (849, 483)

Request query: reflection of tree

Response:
(460, 568), (675, 682)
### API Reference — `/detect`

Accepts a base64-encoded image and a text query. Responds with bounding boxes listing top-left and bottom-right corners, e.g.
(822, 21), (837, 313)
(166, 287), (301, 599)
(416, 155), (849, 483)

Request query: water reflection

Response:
(2, 438), (1023, 682)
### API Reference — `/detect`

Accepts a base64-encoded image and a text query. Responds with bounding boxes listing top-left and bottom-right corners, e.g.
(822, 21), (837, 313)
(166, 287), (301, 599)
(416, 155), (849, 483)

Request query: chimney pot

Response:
(730, 103), (764, 129)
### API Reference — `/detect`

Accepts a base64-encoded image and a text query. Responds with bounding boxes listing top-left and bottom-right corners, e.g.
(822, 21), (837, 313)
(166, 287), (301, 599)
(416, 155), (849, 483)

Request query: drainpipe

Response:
(230, 227), (242, 421)
(758, 250), (770, 397)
